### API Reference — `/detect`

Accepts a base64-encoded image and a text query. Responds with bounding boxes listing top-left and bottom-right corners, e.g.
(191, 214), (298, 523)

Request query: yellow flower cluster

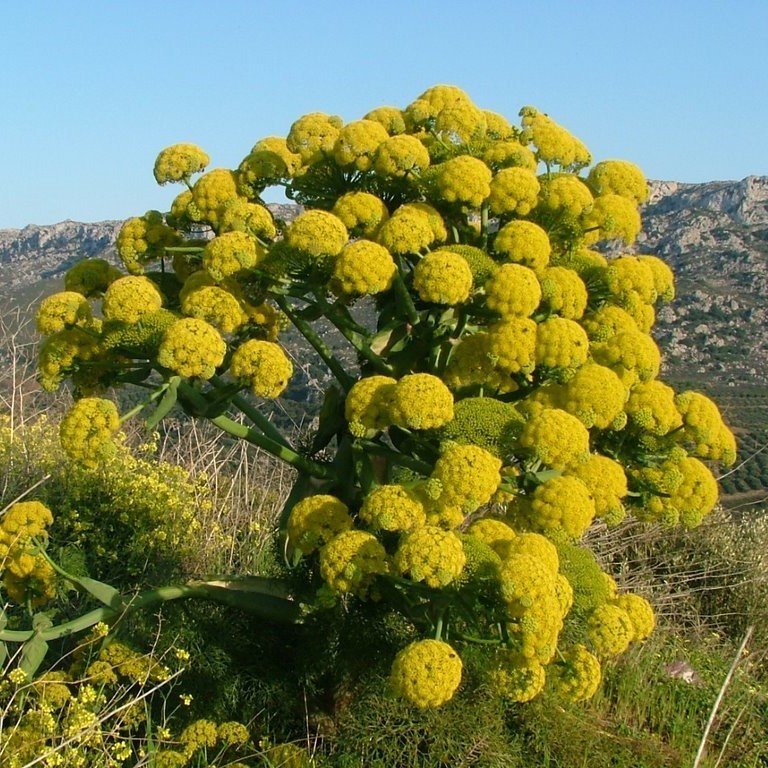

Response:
(389, 373), (454, 430)
(413, 249), (473, 304)
(38, 328), (102, 391)
(557, 363), (628, 429)
(237, 137), (303, 196)
(520, 106), (591, 168)
(364, 105), (407, 135)
(0, 501), (56, 607)
(582, 305), (638, 341)
(613, 593), (655, 641)
(488, 167), (540, 215)
(287, 111), (343, 163)
(333, 119), (389, 171)
(434, 155), (492, 207)
(675, 390), (737, 465)
(394, 525), (466, 587)
(287, 494), (353, 554)
(36, 291), (93, 334)
(434, 99), (488, 144)
(587, 603), (634, 656)
(493, 220), (551, 271)
(549, 644), (601, 701)
(487, 651), (546, 702)
(582, 194), (642, 244)
(218, 198), (277, 240)
(486, 318), (537, 374)
(181, 284), (247, 333)
(625, 380), (683, 436)
(467, 517), (516, 555)
(591, 329), (661, 383)
(192, 168), (239, 227)
(373, 134), (431, 178)
(639, 254), (675, 302)
(484, 264), (541, 318)
(587, 160), (648, 203)
(344, 375), (396, 435)
(525, 475), (596, 538)
(286, 209), (348, 260)
(331, 239), (396, 296)
(538, 173), (594, 218)
(332, 191), (389, 237)
(535, 316), (590, 372)
(483, 139), (537, 171)
(569, 454), (628, 526)
(319, 529), (389, 596)
(59, 397), (120, 467)
(538, 266), (588, 319)
(116, 211), (179, 274)
(157, 318), (226, 379)
(431, 442), (502, 513)
(203, 231), (264, 282)
(519, 408), (590, 470)
(635, 455), (719, 527)
(389, 639), (463, 708)
(359, 484), (426, 532)
(153, 143), (210, 184)
(102, 276), (163, 323)
(229, 339), (293, 398)
(376, 202), (444, 254)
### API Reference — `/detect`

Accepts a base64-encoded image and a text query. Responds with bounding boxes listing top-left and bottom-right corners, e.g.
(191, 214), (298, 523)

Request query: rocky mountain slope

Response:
(1, 182), (766, 500)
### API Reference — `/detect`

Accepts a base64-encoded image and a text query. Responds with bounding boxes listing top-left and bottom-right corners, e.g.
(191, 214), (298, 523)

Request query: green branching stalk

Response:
(316, 296), (396, 376)
(0, 578), (304, 644)
(209, 374), (294, 450)
(209, 412), (334, 480)
(119, 381), (172, 424)
(273, 294), (355, 391)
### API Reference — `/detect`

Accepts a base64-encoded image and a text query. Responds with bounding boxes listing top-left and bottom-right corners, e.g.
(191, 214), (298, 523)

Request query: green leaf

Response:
(74, 577), (125, 610)
(0, 607), (7, 631)
(532, 469), (562, 483)
(20, 634), (49, 678)
(370, 324), (408, 356)
(145, 376), (180, 429)
(195, 577), (303, 623)
(0, 642), (7, 667)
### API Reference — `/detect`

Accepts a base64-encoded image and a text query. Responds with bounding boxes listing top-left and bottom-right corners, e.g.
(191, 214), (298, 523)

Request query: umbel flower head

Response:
(389, 639), (463, 708)
(59, 397), (121, 467)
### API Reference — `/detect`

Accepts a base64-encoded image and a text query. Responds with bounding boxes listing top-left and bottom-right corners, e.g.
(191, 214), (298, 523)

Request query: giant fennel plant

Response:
(4, 85), (736, 712)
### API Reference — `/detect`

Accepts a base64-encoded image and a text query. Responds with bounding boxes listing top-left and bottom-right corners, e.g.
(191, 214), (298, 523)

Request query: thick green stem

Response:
(210, 413), (334, 480)
(209, 375), (293, 450)
(274, 294), (355, 391)
(119, 383), (170, 424)
(480, 203), (490, 248)
(0, 579), (304, 644)
(318, 299), (395, 376)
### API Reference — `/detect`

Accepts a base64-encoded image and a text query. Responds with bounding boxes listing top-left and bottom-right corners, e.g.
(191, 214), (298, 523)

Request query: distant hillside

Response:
(1, 184), (766, 503)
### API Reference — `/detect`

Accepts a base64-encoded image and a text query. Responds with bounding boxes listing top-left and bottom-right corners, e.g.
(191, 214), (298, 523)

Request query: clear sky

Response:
(1, 0), (767, 228)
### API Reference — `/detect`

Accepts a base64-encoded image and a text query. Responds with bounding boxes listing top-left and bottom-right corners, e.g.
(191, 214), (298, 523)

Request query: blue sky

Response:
(1, 1), (766, 228)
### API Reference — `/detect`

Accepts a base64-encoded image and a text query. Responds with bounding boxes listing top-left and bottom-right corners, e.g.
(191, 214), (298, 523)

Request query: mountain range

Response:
(1, 182), (766, 502)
